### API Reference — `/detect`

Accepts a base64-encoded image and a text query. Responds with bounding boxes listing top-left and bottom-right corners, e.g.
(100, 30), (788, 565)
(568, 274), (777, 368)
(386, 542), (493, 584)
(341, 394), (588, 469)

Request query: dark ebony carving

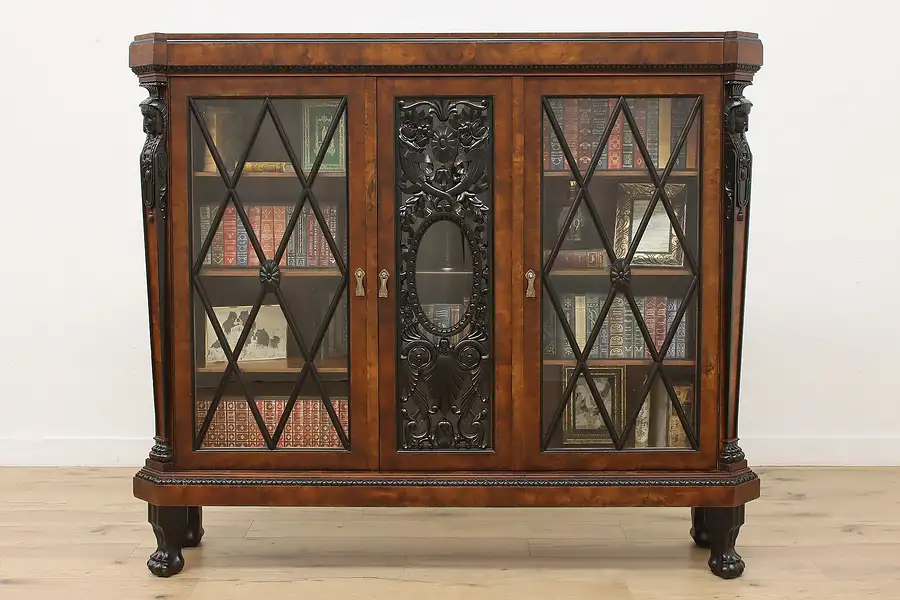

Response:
(147, 504), (186, 577)
(720, 438), (746, 464)
(610, 258), (631, 290)
(725, 81), (752, 222)
(705, 505), (746, 579)
(259, 259), (281, 290)
(136, 468), (759, 488)
(140, 82), (173, 465)
(395, 98), (493, 450)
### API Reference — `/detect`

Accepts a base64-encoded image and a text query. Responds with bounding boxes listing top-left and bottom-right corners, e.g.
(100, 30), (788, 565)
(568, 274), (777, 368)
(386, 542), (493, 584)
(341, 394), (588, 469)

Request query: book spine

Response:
(552, 250), (603, 269)
(564, 99), (580, 170)
(671, 98), (690, 170)
(587, 294), (600, 359)
(211, 206), (224, 266)
(223, 205), (237, 266)
(607, 99), (622, 169)
(658, 99), (672, 169)
(574, 294), (587, 358)
(599, 314), (610, 359)
(591, 98), (608, 170)
(633, 296), (645, 359)
(199, 206), (211, 266)
(327, 205), (338, 267)
(307, 207), (318, 267)
(577, 98), (593, 173)
(236, 216), (248, 266)
(260, 205), (275, 263)
(634, 98), (648, 170)
(561, 294), (574, 358)
(622, 301), (634, 359)
(297, 207), (307, 267)
(655, 295), (668, 358)
(548, 98), (566, 171)
(676, 305), (688, 359)
(248, 206), (261, 266)
(542, 298), (557, 358)
(563, 181), (582, 242)
(608, 295), (626, 358)
(622, 98), (635, 169)
(286, 205), (296, 267)
(646, 98), (659, 170)
(665, 298), (680, 359)
(643, 296), (656, 358)
(273, 206), (287, 266)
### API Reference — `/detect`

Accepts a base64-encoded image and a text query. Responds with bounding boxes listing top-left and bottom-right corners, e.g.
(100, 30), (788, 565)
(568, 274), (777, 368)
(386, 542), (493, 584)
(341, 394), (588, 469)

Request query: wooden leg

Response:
(147, 505), (186, 577)
(690, 507), (711, 548)
(706, 505), (746, 579)
(183, 506), (204, 548)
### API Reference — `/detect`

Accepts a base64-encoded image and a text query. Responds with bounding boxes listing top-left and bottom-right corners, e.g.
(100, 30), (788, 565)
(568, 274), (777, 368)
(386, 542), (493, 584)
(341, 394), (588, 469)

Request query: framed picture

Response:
(562, 366), (626, 446)
(666, 384), (695, 448)
(614, 182), (687, 267)
(205, 304), (288, 364)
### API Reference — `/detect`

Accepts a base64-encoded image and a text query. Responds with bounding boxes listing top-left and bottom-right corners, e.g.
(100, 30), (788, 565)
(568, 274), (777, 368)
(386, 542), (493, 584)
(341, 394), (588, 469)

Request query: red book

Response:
(607, 99), (622, 170)
(260, 205), (275, 262)
(634, 98), (648, 170)
(273, 206), (287, 266)
(223, 205), (237, 265)
(248, 206), (262, 266)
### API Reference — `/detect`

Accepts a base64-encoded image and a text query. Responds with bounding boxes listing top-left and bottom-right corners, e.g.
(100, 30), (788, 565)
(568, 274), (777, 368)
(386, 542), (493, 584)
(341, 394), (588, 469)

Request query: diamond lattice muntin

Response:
(189, 97), (350, 451)
(541, 96), (702, 452)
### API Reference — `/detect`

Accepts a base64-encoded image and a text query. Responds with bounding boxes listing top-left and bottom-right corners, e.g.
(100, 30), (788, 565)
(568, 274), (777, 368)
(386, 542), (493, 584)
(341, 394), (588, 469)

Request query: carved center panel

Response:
(395, 98), (493, 451)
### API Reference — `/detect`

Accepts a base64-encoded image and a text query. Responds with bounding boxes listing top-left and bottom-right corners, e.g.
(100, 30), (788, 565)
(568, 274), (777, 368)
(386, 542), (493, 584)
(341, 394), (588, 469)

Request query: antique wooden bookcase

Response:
(131, 32), (762, 580)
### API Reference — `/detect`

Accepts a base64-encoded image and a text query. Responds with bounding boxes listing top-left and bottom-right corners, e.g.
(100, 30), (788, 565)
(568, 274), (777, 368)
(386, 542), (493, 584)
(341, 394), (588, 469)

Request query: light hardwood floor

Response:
(0, 467), (896, 599)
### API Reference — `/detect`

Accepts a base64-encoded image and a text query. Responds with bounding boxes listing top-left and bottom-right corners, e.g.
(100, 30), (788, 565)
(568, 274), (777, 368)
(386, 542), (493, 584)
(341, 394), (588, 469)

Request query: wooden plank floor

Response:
(0, 467), (896, 599)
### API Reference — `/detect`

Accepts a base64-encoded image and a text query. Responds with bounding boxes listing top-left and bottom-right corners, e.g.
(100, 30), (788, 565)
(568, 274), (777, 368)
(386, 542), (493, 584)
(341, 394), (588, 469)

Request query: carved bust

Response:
(726, 96), (751, 135)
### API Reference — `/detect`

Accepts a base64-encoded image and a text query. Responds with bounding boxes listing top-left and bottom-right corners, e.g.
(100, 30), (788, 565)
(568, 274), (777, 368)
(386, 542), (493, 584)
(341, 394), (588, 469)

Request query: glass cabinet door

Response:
(168, 77), (374, 470)
(377, 78), (513, 470)
(521, 78), (722, 471)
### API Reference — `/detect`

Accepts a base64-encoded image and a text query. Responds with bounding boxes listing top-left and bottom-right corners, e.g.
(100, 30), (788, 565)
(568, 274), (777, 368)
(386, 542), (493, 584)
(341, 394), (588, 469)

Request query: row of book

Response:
(544, 294), (688, 360)
(543, 97), (698, 172)
(199, 204), (341, 268)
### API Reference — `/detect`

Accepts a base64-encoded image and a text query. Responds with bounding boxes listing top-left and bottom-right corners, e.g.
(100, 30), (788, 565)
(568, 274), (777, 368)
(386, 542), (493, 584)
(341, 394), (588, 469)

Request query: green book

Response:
(301, 100), (346, 174)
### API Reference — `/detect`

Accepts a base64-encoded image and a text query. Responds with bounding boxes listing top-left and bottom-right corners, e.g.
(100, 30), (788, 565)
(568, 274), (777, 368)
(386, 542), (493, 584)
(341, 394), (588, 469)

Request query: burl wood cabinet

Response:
(131, 32), (762, 579)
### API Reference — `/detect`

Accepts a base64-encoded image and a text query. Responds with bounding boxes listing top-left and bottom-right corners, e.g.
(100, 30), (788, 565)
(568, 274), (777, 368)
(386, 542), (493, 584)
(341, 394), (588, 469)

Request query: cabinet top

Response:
(130, 31), (762, 80)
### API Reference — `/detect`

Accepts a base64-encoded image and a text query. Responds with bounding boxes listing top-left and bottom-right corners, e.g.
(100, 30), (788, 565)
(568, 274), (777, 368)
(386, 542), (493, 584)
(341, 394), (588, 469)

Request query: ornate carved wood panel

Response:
(394, 98), (494, 450)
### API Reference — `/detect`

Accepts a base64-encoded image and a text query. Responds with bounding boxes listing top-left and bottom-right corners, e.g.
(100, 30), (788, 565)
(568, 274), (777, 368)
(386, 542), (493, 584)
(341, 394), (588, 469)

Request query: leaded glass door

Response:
(376, 78), (514, 470)
(169, 77), (375, 470)
(519, 77), (722, 471)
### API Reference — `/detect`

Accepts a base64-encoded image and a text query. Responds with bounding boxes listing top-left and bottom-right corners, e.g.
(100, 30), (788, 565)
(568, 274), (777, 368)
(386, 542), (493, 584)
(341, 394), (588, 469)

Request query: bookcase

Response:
(131, 32), (762, 580)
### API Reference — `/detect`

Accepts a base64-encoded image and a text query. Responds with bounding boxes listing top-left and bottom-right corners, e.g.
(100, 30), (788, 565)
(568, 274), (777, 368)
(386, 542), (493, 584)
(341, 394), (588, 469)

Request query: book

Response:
(297, 206), (307, 267)
(301, 99), (346, 174)
(199, 206), (211, 265)
(607, 99), (623, 169)
(658, 98), (672, 168)
(236, 216), (248, 266)
(223, 205), (237, 266)
(646, 98), (660, 169)
(643, 296), (657, 358)
(307, 207), (319, 266)
(608, 295), (626, 358)
(675, 307), (687, 359)
(590, 98), (609, 170)
(655, 294), (668, 357)
(542, 297), (557, 357)
(634, 98), (648, 170)
(260, 206), (275, 262)
(586, 294), (600, 359)
(286, 205), (296, 266)
(671, 98), (691, 170)
(547, 98), (566, 171)
(211, 205), (224, 266)
(622, 99), (635, 169)
(577, 98), (593, 172)
(633, 297), (645, 359)
(248, 206), (262, 266)
(665, 298), (681, 359)
(273, 206), (286, 266)
(561, 294), (574, 358)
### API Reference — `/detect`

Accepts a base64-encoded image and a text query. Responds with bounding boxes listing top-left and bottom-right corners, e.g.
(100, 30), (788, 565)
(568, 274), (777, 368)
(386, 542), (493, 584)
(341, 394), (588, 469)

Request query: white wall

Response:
(0, 0), (895, 466)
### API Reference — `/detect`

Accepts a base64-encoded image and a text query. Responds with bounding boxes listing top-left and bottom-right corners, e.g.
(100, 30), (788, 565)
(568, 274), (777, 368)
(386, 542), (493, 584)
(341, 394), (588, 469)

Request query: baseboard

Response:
(0, 436), (897, 467)
(0, 437), (149, 467)
(742, 436), (900, 467)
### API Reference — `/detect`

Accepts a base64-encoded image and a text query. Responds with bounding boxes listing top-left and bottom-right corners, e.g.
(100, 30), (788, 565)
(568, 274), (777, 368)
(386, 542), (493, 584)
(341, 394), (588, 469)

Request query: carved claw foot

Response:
(690, 507), (711, 548)
(183, 506), (204, 548)
(705, 505), (746, 579)
(147, 505), (187, 577)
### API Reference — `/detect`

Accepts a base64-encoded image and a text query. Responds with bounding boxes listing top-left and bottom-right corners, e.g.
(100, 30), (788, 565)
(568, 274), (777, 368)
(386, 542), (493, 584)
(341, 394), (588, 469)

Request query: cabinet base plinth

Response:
(134, 468), (759, 508)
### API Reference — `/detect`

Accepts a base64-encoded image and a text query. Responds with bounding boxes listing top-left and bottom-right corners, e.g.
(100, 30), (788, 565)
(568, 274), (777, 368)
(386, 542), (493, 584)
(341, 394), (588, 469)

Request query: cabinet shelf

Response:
(196, 357), (348, 374)
(193, 171), (347, 179)
(549, 267), (692, 277)
(543, 359), (695, 367)
(200, 267), (341, 277)
(543, 170), (698, 179)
